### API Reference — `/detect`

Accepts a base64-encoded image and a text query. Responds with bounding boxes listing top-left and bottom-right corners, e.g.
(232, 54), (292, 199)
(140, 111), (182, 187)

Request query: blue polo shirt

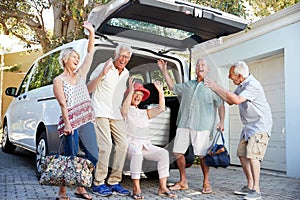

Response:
(234, 74), (273, 140)
(173, 80), (223, 132)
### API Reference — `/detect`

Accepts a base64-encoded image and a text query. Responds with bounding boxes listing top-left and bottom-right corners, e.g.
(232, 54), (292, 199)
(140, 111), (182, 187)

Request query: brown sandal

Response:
(75, 192), (93, 200)
(169, 182), (189, 191)
(202, 183), (212, 194)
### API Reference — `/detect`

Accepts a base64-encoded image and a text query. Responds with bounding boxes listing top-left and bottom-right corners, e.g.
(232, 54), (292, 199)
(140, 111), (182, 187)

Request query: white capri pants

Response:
(127, 143), (169, 180)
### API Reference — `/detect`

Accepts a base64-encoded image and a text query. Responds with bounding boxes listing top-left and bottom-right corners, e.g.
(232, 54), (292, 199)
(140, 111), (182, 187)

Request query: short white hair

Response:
(233, 61), (249, 78)
(115, 44), (133, 57)
(59, 48), (79, 69)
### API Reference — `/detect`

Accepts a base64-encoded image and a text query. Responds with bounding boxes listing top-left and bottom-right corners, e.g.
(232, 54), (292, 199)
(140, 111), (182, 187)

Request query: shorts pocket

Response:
(253, 133), (268, 154)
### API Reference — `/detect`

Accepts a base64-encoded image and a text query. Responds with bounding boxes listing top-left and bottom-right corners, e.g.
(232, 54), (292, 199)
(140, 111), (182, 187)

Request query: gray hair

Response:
(59, 48), (80, 69)
(115, 44), (133, 58)
(233, 61), (249, 78)
(196, 57), (207, 65)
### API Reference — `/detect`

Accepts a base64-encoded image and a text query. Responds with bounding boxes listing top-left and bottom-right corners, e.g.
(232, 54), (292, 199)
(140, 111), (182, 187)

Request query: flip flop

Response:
(202, 183), (212, 194)
(169, 183), (189, 191)
(158, 191), (178, 199)
(131, 193), (144, 199)
(75, 192), (93, 200)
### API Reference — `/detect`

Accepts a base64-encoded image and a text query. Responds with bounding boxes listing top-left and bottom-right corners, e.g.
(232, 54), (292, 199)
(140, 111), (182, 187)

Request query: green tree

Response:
(188, 0), (248, 18)
(0, 0), (105, 53)
(248, 0), (300, 16)
(187, 0), (300, 19)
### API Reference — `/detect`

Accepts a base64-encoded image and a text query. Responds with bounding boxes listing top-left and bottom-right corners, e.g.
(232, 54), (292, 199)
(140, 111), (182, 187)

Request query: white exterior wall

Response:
(193, 3), (300, 178)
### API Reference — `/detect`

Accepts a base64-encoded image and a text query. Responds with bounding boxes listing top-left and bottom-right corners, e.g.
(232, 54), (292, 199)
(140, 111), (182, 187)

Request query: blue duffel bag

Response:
(204, 130), (230, 168)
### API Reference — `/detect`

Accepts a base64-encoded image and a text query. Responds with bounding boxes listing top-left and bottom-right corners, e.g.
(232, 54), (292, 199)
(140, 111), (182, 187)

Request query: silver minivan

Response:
(1, 0), (248, 178)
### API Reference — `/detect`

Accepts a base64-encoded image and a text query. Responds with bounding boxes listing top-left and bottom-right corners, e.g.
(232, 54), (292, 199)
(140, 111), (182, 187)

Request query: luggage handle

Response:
(207, 129), (226, 154)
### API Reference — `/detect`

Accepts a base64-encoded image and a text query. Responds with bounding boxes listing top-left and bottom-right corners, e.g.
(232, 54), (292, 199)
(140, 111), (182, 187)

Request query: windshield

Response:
(107, 18), (194, 40)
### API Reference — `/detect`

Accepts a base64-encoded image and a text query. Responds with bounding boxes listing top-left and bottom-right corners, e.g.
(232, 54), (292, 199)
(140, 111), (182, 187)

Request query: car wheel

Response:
(1, 123), (16, 153)
(35, 131), (48, 178)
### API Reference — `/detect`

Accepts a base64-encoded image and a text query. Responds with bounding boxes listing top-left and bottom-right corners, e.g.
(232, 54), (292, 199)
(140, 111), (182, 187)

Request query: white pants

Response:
(127, 143), (169, 179)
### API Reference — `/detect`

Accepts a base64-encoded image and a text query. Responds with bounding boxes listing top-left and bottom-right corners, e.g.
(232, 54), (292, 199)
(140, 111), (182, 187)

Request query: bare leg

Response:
(250, 159), (261, 192)
(158, 177), (169, 193)
(158, 177), (178, 198)
(200, 158), (212, 194)
(169, 153), (188, 190)
(132, 179), (144, 199)
(133, 179), (142, 194)
(239, 156), (254, 189)
(57, 186), (68, 199)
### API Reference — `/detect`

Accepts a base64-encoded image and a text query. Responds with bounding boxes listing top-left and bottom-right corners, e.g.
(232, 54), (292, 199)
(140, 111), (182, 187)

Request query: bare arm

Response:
(216, 103), (225, 131)
(121, 77), (135, 120)
(205, 78), (246, 105)
(157, 59), (174, 91)
(147, 80), (166, 119)
(77, 21), (95, 78)
(87, 58), (113, 93)
(53, 77), (73, 135)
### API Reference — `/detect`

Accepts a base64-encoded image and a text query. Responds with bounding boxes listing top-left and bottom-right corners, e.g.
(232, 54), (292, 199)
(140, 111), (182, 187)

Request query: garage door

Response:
(229, 53), (286, 172)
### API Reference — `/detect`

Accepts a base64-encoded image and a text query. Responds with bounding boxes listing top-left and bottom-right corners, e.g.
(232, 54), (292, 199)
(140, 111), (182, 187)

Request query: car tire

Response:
(35, 131), (48, 178)
(1, 123), (16, 153)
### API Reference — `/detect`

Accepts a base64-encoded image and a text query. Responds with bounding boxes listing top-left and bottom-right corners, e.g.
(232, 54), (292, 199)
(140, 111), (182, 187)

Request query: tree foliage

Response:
(0, 0), (299, 53)
(248, 0), (300, 16)
(0, 0), (104, 53)
(188, 0), (248, 18)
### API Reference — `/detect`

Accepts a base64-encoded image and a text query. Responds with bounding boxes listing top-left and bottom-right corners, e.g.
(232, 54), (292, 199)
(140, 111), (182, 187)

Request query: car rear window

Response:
(107, 17), (193, 40)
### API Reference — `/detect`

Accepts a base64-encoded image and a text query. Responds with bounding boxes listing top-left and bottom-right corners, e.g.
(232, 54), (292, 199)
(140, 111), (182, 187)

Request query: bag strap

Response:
(213, 129), (225, 144)
(207, 129), (226, 151)
(57, 135), (77, 156)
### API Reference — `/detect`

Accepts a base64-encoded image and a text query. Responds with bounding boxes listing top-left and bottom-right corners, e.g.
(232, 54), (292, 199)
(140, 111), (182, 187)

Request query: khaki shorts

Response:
(237, 132), (270, 161)
(173, 128), (210, 157)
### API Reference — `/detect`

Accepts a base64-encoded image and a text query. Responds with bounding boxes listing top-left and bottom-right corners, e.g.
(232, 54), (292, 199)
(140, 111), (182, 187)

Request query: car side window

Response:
(150, 69), (176, 96)
(131, 69), (177, 97)
(18, 66), (33, 95)
(28, 51), (62, 91)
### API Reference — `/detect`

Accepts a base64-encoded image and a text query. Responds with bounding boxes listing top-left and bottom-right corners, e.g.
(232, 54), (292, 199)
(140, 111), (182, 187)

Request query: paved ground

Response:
(0, 147), (300, 200)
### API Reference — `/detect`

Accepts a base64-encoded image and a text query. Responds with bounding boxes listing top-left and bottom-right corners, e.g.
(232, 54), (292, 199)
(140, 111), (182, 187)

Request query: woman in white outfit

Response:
(121, 77), (177, 199)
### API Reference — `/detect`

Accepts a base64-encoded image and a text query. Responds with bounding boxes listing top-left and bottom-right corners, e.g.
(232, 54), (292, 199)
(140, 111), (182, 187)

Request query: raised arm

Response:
(121, 77), (135, 120)
(77, 21), (95, 78)
(205, 78), (246, 105)
(87, 58), (113, 93)
(147, 80), (166, 119)
(157, 59), (175, 91)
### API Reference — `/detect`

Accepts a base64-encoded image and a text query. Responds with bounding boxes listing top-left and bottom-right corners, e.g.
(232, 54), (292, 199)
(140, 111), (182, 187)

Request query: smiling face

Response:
(195, 58), (210, 82)
(63, 50), (80, 71)
(228, 66), (243, 85)
(113, 49), (131, 73)
(131, 91), (144, 107)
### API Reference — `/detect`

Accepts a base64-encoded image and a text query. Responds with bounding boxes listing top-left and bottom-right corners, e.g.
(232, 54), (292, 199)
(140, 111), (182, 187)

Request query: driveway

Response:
(0, 146), (299, 199)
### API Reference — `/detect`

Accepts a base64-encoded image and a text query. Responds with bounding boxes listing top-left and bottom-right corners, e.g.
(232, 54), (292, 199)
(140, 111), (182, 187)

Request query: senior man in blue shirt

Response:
(158, 58), (225, 194)
(205, 61), (272, 200)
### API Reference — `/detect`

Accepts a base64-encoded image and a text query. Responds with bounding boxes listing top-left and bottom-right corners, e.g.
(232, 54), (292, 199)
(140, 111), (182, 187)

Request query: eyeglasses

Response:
(134, 91), (144, 97)
(118, 54), (131, 60)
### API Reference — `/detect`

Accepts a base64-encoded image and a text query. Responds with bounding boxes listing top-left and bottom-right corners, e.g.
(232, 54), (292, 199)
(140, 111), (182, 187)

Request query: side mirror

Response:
(5, 87), (17, 97)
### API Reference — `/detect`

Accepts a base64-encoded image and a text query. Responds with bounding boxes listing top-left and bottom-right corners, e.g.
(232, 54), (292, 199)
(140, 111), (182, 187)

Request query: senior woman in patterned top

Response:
(53, 21), (98, 200)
